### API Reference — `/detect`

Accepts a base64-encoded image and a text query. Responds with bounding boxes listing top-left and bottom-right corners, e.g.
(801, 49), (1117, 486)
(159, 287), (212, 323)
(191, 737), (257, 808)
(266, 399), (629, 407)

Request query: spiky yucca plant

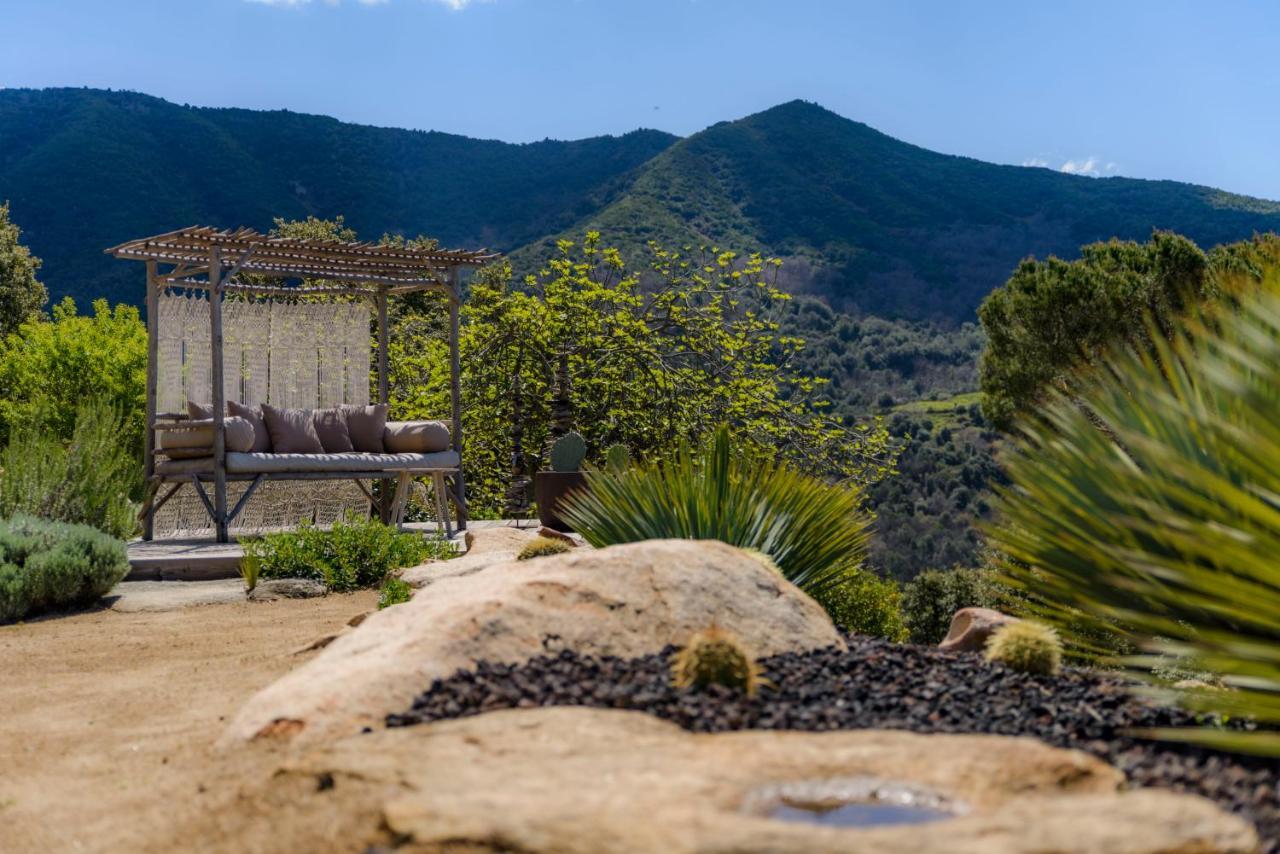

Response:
(559, 426), (871, 597)
(517, 536), (572, 561)
(671, 626), (764, 695)
(984, 621), (1062, 676)
(988, 263), (1280, 755)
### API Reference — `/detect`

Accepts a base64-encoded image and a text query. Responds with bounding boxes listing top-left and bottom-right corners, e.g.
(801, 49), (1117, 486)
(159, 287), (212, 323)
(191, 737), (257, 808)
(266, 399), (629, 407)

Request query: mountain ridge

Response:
(521, 98), (1280, 320)
(2, 88), (1279, 321)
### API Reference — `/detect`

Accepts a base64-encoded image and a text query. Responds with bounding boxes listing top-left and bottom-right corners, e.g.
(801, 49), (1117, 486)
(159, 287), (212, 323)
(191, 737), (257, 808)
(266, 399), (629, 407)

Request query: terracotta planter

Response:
(534, 470), (589, 532)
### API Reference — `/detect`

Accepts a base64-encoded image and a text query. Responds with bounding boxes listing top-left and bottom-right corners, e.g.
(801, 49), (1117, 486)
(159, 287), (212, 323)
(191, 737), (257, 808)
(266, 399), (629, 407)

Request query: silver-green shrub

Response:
(0, 515), (129, 623)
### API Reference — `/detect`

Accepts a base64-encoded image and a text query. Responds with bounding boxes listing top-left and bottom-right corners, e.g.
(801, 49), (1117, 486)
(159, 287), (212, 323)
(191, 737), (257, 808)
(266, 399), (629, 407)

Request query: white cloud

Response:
(1060, 157), (1100, 176)
(1023, 155), (1119, 177)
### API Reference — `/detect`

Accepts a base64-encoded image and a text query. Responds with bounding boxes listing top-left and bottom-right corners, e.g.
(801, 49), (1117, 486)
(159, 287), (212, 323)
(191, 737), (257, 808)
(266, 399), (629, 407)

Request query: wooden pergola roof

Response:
(106, 226), (497, 293)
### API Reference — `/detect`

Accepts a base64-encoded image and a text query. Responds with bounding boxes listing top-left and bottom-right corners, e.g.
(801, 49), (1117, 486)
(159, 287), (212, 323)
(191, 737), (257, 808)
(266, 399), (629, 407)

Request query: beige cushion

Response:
(187, 400), (270, 451)
(313, 407), (355, 453)
(229, 401), (272, 452)
(262, 405), (324, 454)
(340, 404), (389, 453)
(157, 417), (255, 455)
(384, 420), (451, 454)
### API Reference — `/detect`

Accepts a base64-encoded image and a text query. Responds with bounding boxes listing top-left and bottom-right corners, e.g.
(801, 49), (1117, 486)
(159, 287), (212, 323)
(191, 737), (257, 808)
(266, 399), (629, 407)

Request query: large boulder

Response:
(938, 607), (1020, 653)
(223, 539), (842, 746)
(173, 708), (1257, 853)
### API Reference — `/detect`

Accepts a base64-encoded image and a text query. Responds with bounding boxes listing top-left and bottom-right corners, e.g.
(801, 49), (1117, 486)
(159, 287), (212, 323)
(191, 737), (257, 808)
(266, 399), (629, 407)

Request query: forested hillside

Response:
(0, 88), (675, 307)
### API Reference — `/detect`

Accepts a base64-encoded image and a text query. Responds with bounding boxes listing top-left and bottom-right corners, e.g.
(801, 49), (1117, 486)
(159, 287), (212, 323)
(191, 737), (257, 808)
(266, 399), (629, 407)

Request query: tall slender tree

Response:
(0, 203), (47, 338)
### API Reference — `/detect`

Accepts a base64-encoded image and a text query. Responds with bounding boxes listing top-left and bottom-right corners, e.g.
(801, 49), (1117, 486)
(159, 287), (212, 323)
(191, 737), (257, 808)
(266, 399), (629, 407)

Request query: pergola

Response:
(107, 226), (496, 542)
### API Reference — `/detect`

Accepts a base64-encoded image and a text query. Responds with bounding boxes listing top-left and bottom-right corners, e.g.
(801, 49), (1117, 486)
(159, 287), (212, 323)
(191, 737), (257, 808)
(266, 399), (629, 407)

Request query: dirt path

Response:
(0, 592), (378, 853)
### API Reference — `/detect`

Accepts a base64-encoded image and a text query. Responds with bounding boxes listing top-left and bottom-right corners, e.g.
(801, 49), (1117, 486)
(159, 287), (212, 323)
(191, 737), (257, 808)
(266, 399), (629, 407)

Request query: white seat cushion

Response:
(156, 450), (460, 477)
(226, 450), (460, 474)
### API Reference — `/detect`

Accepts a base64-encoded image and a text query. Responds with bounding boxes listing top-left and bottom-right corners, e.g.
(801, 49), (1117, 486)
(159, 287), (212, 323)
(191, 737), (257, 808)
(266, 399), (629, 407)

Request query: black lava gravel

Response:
(388, 637), (1279, 850)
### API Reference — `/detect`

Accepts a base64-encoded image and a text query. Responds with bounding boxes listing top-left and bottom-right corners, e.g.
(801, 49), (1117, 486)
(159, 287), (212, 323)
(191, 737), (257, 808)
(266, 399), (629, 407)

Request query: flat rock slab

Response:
(105, 580), (247, 612)
(223, 539), (843, 746)
(167, 707), (1258, 853)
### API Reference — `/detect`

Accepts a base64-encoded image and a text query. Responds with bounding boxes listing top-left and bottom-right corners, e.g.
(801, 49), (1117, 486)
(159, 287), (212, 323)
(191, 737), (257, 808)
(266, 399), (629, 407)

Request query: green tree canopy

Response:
(977, 231), (1279, 428)
(0, 202), (48, 338)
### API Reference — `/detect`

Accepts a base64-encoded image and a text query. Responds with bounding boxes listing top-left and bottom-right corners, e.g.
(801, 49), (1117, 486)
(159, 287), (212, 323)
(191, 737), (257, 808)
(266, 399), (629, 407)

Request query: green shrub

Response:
(988, 258), (1280, 755)
(377, 577), (413, 610)
(561, 425), (872, 600)
(984, 621), (1063, 676)
(0, 396), (139, 539)
(0, 515), (129, 623)
(241, 516), (431, 593)
(809, 568), (907, 640)
(901, 568), (1003, 645)
(517, 536), (571, 561)
(671, 626), (764, 696)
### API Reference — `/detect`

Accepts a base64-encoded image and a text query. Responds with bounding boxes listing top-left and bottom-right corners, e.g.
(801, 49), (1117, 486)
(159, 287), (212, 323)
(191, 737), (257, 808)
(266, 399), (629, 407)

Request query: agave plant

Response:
(559, 425), (871, 596)
(988, 266), (1280, 756)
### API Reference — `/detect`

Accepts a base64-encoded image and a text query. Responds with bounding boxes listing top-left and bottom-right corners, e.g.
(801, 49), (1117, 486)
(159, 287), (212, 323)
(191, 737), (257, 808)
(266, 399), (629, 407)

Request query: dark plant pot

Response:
(534, 470), (589, 532)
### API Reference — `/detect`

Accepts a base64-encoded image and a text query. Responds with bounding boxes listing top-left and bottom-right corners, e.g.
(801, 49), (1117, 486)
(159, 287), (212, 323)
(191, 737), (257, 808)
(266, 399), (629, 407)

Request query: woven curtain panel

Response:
(152, 293), (373, 538)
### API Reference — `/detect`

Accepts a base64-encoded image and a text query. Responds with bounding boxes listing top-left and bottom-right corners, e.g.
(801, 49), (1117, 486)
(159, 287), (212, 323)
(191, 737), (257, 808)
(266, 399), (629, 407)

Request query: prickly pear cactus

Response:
(549, 431), (587, 472)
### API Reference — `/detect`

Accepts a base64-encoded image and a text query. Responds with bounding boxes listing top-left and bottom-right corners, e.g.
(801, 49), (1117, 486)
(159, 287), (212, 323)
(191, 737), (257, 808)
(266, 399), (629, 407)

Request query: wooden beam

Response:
(142, 259), (159, 541)
(209, 245), (229, 543)
(448, 265), (467, 531)
(159, 277), (442, 295)
(220, 247), (256, 286)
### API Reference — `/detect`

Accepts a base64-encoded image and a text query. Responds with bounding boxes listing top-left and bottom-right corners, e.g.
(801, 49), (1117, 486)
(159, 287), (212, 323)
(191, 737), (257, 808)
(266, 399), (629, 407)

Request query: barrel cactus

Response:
(517, 536), (572, 561)
(984, 621), (1063, 676)
(671, 626), (764, 696)
(549, 431), (587, 472)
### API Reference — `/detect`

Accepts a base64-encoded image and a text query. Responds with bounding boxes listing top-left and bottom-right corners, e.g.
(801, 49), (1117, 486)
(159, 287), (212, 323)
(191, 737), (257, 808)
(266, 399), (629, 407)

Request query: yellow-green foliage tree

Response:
(0, 297), (146, 453)
(389, 233), (898, 515)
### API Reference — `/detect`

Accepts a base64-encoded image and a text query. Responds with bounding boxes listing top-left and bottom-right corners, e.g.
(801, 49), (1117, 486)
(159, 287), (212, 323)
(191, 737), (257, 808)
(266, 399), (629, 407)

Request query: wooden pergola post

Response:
(448, 264), (467, 531)
(142, 260), (159, 541)
(209, 246), (229, 543)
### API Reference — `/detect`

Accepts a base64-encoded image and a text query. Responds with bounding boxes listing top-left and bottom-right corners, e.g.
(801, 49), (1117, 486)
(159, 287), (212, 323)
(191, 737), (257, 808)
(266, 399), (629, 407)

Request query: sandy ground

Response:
(0, 591), (378, 853)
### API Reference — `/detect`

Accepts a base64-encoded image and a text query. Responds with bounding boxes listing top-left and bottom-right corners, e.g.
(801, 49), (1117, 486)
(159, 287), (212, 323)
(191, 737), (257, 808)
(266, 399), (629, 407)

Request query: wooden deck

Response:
(125, 520), (538, 581)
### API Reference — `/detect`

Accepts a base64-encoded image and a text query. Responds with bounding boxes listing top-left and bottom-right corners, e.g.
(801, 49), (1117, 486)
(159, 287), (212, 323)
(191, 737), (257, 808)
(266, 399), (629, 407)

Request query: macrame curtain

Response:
(155, 294), (370, 414)
(152, 292), (373, 538)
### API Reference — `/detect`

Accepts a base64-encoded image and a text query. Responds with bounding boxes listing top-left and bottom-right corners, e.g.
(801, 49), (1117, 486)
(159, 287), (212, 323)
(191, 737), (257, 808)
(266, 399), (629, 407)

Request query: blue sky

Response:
(3, 0), (1278, 199)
